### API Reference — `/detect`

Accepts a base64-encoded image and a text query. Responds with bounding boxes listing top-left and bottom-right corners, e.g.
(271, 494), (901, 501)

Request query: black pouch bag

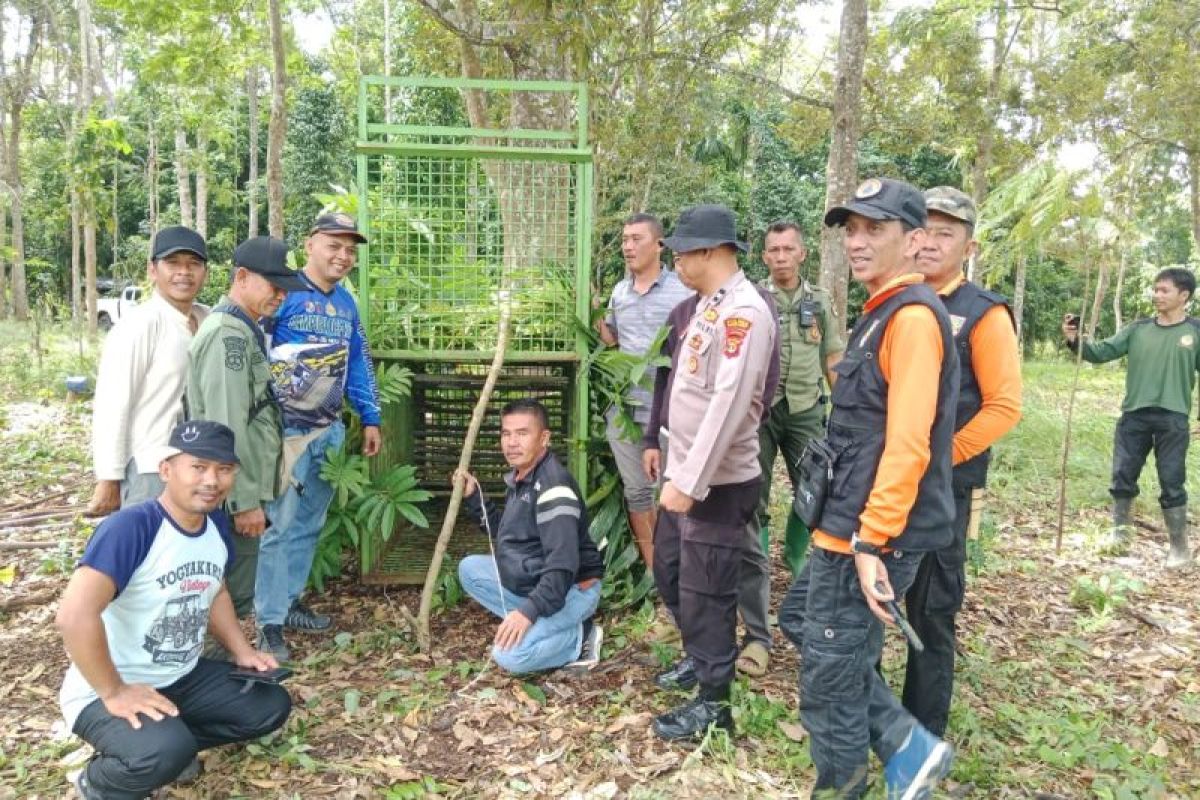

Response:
(793, 438), (837, 528)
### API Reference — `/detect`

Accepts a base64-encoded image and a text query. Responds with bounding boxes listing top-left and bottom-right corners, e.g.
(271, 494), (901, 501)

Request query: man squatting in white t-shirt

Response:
(58, 420), (291, 799)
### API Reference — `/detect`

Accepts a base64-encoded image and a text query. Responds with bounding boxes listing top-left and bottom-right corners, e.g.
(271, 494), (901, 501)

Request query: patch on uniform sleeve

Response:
(223, 337), (247, 371)
(723, 317), (753, 358)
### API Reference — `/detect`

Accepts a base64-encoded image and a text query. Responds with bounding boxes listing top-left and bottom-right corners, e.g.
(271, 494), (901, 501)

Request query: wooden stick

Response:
(0, 508), (83, 527)
(414, 297), (512, 653)
(0, 540), (62, 550)
(2, 484), (85, 512)
(1056, 247), (1100, 553)
(0, 589), (58, 611)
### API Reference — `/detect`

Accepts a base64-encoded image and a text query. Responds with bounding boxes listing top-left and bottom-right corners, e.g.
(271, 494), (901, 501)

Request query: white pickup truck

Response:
(97, 285), (143, 331)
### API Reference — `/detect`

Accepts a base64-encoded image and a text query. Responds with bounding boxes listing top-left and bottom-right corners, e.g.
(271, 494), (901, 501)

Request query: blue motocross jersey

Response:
(269, 274), (381, 430)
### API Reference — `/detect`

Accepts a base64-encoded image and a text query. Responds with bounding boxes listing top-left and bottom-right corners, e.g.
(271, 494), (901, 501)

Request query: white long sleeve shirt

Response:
(92, 292), (208, 479)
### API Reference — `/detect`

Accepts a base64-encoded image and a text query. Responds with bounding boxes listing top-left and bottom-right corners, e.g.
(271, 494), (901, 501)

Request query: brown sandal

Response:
(736, 641), (769, 677)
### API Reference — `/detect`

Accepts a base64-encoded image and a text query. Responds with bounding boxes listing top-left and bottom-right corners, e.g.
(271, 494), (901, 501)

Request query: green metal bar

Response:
(571, 160), (594, 488)
(355, 141), (592, 163)
(362, 76), (581, 93)
(365, 123), (575, 142)
(371, 349), (581, 363)
(576, 82), (589, 150)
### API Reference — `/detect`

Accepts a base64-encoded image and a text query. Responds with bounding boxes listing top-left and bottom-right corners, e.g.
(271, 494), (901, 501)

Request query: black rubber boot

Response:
(1103, 497), (1134, 553)
(1164, 506), (1193, 569)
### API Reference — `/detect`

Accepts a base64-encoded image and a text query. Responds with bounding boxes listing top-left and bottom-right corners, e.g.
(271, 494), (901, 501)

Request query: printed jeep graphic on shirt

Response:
(143, 593), (206, 663)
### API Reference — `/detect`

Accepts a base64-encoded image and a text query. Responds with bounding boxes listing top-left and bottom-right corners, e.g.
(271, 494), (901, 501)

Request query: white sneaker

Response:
(566, 621), (603, 671)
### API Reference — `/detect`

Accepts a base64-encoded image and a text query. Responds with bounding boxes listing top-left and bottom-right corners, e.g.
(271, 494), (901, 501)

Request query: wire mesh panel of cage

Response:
(356, 77), (593, 584)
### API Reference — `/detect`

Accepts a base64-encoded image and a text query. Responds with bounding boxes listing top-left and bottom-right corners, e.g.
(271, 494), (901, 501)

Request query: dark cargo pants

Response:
(756, 400), (825, 576)
(654, 479), (760, 691)
(1110, 407), (1189, 509)
(901, 491), (970, 737)
(778, 546), (926, 798)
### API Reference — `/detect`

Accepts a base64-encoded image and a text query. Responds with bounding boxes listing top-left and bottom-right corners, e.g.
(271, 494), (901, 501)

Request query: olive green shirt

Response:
(1079, 317), (1200, 417)
(762, 279), (845, 413)
(186, 296), (282, 514)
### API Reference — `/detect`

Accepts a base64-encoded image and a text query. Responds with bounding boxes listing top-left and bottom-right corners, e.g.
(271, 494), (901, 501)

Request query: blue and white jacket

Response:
(269, 274), (381, 431)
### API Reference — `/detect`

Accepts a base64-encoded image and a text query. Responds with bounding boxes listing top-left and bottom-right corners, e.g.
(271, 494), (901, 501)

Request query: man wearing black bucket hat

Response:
(649, 205), (775, 741)
(778, 178), (959, 799)
(187, 236), (306, 628)
(89, 226), (211, 516)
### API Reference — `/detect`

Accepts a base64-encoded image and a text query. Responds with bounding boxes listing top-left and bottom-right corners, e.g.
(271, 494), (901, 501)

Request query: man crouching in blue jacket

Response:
(456, 399), (605, 673)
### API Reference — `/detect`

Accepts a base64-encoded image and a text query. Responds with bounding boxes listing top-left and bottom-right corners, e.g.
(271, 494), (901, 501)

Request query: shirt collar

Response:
(934, 273), (967, 297)
(149, 289), (202, 327)
(864, 273), (925, 312)
(504, 450), (552, 489)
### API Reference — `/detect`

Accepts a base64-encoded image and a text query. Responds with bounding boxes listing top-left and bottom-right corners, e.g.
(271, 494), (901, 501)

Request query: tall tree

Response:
(266, 0), (287, 239)
(0, 3), (44, 320)
(78, 0), (100, 333)
(818, 0), (868, 334)
(246, 66), (260, 237)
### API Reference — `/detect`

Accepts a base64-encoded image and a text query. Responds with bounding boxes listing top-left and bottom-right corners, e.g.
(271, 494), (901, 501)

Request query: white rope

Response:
(455, 471), (505, 699)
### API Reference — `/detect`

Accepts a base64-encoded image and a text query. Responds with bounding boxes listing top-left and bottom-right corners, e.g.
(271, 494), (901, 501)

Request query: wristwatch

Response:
(850, 532), (883, 556)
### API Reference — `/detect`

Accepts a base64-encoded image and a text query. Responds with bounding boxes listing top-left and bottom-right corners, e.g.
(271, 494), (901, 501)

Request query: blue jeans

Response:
(255, 422), (345, 626)
(457, 554), (601, 674)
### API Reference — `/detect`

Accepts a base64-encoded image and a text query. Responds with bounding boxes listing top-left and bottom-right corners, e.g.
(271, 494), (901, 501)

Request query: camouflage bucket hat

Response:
(924, 186), (977, 226)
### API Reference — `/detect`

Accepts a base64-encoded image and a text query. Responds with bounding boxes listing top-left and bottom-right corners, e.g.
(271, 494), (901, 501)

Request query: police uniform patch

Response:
(687, 333), (704, 351)
(950, 314), (966, 337)
(1181, 334), (1194, 348)
(855, 178), (883, 199)
(724, 317), (752, 358)
(703, 308), (719, 323)
(687, 354), (700, 374)
(223, 336), (247, 371)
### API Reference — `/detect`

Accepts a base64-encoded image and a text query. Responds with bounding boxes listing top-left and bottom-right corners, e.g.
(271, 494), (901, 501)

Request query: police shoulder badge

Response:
(223, 336), (247, 371)
(855, 178), (883, 199)
(724, 316), (752, 358)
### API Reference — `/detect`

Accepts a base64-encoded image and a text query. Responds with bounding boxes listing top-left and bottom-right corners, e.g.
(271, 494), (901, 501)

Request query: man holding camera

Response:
(1063, 267), (1198, 568)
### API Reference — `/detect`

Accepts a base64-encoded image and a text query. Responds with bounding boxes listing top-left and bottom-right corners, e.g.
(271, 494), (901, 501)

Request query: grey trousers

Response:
(121, 459), (165, 507)
(738, 519), (771, 648)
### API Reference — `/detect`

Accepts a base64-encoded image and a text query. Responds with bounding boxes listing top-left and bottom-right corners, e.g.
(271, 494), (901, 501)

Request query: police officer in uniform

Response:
(650, 205), (775, 740)
(908, 187), (1022, 736)
(756, 220), (844, 582)
(778, 178), (958, 797)
(187, 237), (306, 623)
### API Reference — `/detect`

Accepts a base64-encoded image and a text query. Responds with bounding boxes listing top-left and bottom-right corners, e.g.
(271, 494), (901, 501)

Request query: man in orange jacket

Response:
(779, 178), (958, 799)
(906, 187), (1021, 736)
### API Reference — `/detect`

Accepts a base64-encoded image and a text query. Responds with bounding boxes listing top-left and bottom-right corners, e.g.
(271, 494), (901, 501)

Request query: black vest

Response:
(942, 282), (1013, 491)
(816, 282), (959, 552)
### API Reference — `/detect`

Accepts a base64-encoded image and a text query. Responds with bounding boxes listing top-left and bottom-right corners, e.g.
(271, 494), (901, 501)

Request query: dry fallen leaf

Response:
(776, 720), (807, 742)
(1149, 737), (1169, 758)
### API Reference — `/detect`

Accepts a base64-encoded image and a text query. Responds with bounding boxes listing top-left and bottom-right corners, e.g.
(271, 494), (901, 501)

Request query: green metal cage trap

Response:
(355, 77), (593, 584)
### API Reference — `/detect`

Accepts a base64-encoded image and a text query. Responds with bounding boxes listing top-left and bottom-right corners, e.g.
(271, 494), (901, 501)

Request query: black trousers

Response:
(653, 479), (759, 691)
(901, 491), (970, 737)
(1110, 407), (1190, 509)
(72, 658), (291, 799)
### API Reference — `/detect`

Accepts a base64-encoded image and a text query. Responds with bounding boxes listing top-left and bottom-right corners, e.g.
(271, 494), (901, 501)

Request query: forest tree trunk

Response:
(267, 0), (287, 239)
(174, 125), (193, 228)
(818, 0), (868, 335)
(247, 68), (260, 237)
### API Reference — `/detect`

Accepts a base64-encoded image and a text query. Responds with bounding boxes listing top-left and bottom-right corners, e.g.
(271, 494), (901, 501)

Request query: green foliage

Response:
(375, 362), (414, 406)
(1069, 572), (1144, 616)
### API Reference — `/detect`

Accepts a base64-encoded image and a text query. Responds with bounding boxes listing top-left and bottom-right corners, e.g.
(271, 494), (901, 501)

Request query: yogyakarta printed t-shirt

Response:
(268, 274), (381, 432)
(59, 501), (234, 729)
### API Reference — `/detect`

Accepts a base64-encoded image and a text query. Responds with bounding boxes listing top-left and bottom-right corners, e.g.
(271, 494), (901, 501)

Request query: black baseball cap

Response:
(162, 420), (240, 465)
(661, 204), (748, 254)
(310, 212), (367, 243)
(232, 236), (307, 292)
(824, 178), (927, 230)
(151, 226), (208, 262)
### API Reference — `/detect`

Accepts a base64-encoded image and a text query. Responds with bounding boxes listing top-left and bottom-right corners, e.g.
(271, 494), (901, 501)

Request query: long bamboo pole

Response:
(412, 296), (512, 653)
(1055, 243), (1103, 553)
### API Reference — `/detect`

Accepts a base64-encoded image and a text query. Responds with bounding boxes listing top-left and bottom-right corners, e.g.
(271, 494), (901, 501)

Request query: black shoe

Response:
(73, 770), (100, 800)
(653, 696), (734, 741)
(257, 624), (290, 662)
(175, 756), (202, 784)
(655, 656), (698, 691)
(284, 600), (331, 632)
